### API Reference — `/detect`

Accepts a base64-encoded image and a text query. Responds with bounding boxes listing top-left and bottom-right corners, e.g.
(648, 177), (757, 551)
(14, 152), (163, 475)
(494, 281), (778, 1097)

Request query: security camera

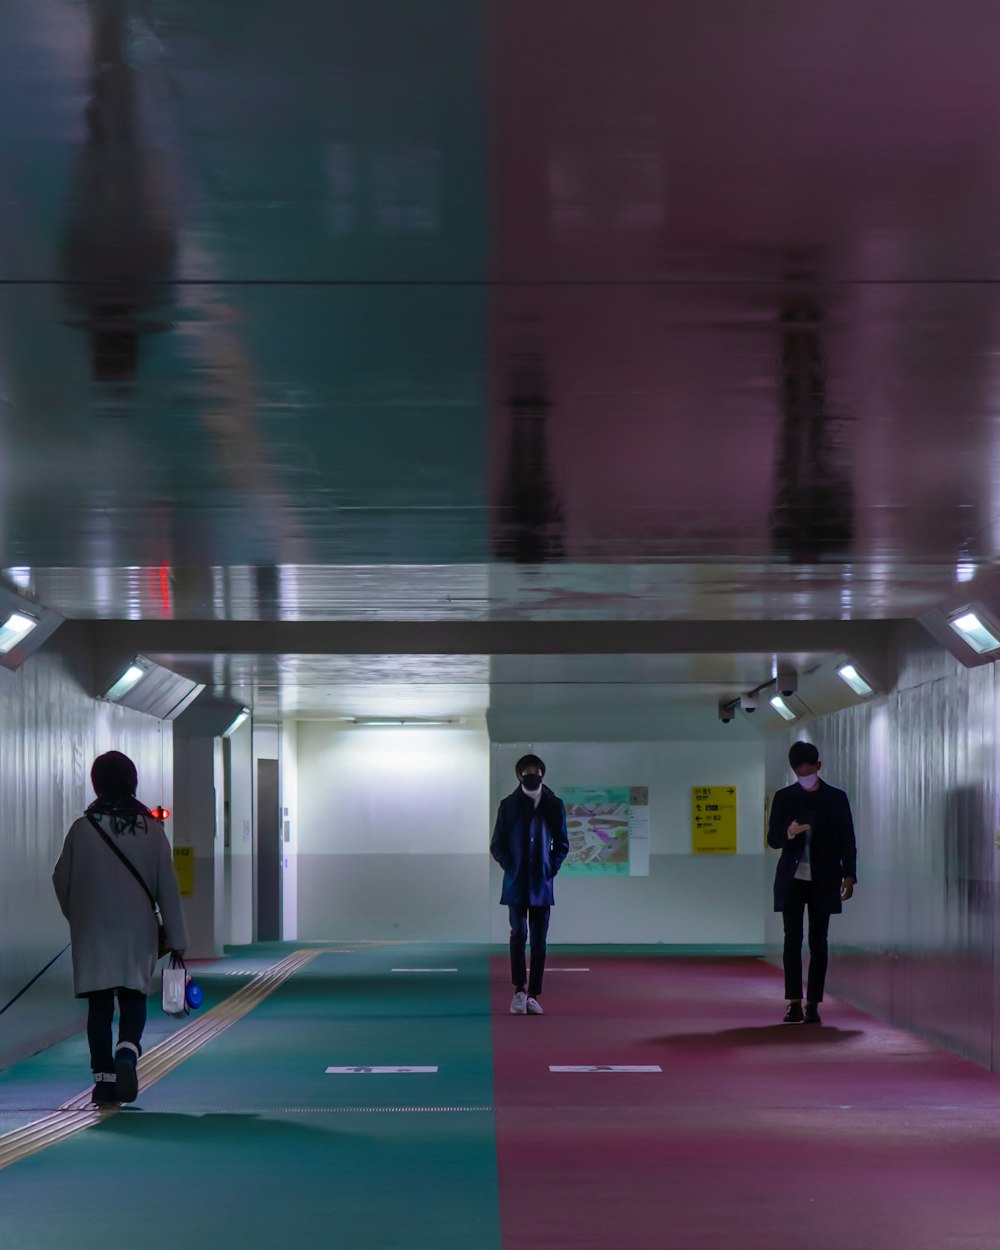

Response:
(740, 694), (758, 713)
(776, 670), (798, 697)
(718, 701), (735, 723)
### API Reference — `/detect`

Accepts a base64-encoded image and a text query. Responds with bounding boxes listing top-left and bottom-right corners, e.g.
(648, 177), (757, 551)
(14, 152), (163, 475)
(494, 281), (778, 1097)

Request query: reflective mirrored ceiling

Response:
(3, 1), (1000, 713)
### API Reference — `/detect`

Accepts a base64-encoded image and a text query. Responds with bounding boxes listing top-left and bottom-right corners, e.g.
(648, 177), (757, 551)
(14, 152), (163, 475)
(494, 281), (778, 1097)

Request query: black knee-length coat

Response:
(490, 785), (570, 907)
(767, 779), (858, 913)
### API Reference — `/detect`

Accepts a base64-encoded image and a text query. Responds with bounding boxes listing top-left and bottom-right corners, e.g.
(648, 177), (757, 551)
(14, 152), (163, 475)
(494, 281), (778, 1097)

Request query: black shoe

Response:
(91, 1074), (118, 1105)
(115, 1047), (139, 1103)
(803, 1004), (822, 1025)
(783, 1003), (804, 1024)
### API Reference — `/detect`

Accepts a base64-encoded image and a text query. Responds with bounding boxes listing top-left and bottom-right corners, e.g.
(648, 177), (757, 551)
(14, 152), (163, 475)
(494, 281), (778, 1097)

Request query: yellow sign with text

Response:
(692, 786), (738, 855)
(172, 845), (195, 898)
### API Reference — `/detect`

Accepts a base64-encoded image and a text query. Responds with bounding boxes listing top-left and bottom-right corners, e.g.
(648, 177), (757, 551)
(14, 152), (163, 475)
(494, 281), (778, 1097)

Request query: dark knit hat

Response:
(91, 750), (138, 800)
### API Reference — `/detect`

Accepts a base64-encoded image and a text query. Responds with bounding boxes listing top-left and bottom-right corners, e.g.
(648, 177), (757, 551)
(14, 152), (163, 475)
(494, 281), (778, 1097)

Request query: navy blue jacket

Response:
(490, 785), (570, 907)
(767, 779), (858, 914)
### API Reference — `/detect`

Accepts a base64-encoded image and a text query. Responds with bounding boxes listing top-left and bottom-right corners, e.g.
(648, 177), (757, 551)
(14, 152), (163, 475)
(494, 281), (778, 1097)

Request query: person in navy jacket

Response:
(767, 741), (857, 1024)
(490, 755), (569, 1015)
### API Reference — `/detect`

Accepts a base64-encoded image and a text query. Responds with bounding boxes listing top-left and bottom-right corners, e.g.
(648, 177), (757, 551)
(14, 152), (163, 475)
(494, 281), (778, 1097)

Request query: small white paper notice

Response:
(628, 787), (650, 876)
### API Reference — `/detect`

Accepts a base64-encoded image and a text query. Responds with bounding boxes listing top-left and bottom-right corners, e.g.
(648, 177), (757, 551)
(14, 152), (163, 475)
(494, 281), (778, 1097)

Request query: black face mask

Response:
(520, 773), (542, 792)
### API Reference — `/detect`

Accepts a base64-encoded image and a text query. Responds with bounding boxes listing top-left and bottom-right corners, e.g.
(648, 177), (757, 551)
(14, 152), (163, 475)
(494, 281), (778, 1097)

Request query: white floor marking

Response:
(326, 1066), (439, 1074)
(549, 1065), (662, 1073)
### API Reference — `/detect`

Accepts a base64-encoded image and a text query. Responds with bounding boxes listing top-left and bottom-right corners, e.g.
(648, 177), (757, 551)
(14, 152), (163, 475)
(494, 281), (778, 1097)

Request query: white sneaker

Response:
(526, 996), (544, 1015)
(510, 991), (527, 1014)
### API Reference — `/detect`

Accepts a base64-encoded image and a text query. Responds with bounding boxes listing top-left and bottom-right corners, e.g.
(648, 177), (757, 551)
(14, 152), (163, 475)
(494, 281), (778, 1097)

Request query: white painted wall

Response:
(288, 720), (764, 945)
(767, 626), (1000, 1072)
(295, 719), (492, 940)
(490, 740), (766, 945)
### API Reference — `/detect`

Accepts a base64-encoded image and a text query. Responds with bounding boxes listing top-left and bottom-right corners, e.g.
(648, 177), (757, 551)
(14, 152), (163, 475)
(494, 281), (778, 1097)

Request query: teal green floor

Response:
(0, 945), (502, 1250)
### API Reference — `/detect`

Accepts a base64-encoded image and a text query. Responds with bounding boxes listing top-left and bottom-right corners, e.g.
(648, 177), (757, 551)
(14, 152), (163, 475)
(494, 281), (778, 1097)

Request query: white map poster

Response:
(560, 787), (650, 877)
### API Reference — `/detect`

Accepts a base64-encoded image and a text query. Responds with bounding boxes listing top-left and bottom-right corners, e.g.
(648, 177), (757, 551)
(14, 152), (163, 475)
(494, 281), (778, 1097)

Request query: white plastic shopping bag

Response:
(161, 955), (187, 1016)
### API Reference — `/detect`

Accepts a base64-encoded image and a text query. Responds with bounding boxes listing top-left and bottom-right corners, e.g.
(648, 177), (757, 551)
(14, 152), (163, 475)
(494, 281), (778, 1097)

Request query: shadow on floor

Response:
(650, 1024), (864, 1050)
(95, 1109), (349, 1148)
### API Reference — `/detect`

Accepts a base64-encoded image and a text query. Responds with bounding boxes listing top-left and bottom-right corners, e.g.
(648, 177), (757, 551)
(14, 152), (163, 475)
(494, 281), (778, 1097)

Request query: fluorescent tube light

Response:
(346, 717), (462, 727)
(837, 664), (874, 697)
(105, 663), (147, 701)
(223, 709), (250, 737)
(770, 695), (797, 722)
(949, 611), (1000, 655)
(0, 611), (38, 654)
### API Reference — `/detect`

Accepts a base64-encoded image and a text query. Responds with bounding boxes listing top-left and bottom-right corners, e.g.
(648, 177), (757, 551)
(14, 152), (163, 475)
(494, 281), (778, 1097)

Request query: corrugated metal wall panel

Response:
(0, 638), (171, 1068)
(767, 634), (999, 1070)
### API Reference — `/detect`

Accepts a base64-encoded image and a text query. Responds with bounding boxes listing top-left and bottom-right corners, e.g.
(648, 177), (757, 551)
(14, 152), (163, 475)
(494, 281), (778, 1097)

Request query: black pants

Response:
(508, 905), (551, 998)
(86, 988), (147, 1074)
(782, 878), (832, 1003)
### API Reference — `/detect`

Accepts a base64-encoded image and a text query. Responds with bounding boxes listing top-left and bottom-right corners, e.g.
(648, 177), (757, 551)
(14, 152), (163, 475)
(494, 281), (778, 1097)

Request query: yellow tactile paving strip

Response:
(0, 948), (324, 1172)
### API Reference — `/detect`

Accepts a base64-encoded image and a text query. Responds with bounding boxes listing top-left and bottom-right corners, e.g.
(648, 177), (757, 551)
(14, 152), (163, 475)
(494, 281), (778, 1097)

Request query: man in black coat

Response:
(767, 741), (857, 1024)
(490, 754), (569, 1016)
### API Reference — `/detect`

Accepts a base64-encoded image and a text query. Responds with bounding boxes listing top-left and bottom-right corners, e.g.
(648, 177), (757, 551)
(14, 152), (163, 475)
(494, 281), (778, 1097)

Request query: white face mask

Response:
(797, 773), (819, 790)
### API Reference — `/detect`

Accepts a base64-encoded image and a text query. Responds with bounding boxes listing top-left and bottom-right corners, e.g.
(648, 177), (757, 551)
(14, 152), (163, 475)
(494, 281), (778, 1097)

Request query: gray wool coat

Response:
(52, 812), (189, 997)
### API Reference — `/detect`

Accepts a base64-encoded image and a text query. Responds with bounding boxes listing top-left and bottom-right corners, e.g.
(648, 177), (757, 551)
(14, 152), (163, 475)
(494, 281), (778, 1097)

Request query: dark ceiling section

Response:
(60, 0), (177, 385)
(0, 0), (489, 571)
(483, 0), (1000, 577)
(2, 0), (1000, 710)
(492, 324), (565, 564)
(770, 267), (854, 564)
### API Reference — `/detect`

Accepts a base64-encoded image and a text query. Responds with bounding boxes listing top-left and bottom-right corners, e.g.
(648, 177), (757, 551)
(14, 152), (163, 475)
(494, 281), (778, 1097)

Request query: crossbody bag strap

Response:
(85, 812), (158, 915)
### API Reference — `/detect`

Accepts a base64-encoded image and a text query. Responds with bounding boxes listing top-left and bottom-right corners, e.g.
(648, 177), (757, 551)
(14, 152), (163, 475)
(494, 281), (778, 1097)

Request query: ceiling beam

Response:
(73, 618), (904, 657)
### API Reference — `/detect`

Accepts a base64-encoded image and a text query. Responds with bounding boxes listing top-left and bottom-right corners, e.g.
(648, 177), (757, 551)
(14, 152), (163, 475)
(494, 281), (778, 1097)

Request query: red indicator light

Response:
(151, 806), (171, 821)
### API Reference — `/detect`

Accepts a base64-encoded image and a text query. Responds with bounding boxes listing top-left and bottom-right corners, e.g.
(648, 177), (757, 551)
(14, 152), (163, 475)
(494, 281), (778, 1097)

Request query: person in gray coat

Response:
(53, 751), (188, 1105)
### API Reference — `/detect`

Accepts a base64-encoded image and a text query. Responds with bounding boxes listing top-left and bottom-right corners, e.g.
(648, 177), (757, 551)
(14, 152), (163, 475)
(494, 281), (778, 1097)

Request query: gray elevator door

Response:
(256, 759), (281, 942)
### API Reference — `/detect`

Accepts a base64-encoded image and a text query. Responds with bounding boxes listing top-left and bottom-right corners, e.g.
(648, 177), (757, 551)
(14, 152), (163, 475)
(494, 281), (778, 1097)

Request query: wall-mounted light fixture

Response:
(222, 708), (250, 737)
(948, 610), (1000, 656)
(0, 583), (63, 671)
(0, 611), (39, 655)
(836, 663), (875, 697)
(99, 654), (204, 719)
(104, 659), (150, 701)
(919, 590), (1000, 670)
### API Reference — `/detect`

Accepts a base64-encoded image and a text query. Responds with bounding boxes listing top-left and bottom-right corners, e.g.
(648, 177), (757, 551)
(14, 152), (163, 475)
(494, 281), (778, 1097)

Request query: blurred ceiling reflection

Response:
(3, 1), (1000, 716)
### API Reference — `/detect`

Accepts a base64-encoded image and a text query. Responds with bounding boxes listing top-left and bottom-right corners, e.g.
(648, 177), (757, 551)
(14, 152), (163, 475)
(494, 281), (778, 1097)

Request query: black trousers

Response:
(782, 878), (832, 1003)
(508, 905), (551, 998)
(86, 988), (147, 1074)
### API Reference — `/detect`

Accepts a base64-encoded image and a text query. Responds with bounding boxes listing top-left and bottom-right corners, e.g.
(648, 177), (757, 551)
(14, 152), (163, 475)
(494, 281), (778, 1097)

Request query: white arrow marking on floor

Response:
(326, 1066), (439, 1074)
(549, 1065), (662, 1073)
